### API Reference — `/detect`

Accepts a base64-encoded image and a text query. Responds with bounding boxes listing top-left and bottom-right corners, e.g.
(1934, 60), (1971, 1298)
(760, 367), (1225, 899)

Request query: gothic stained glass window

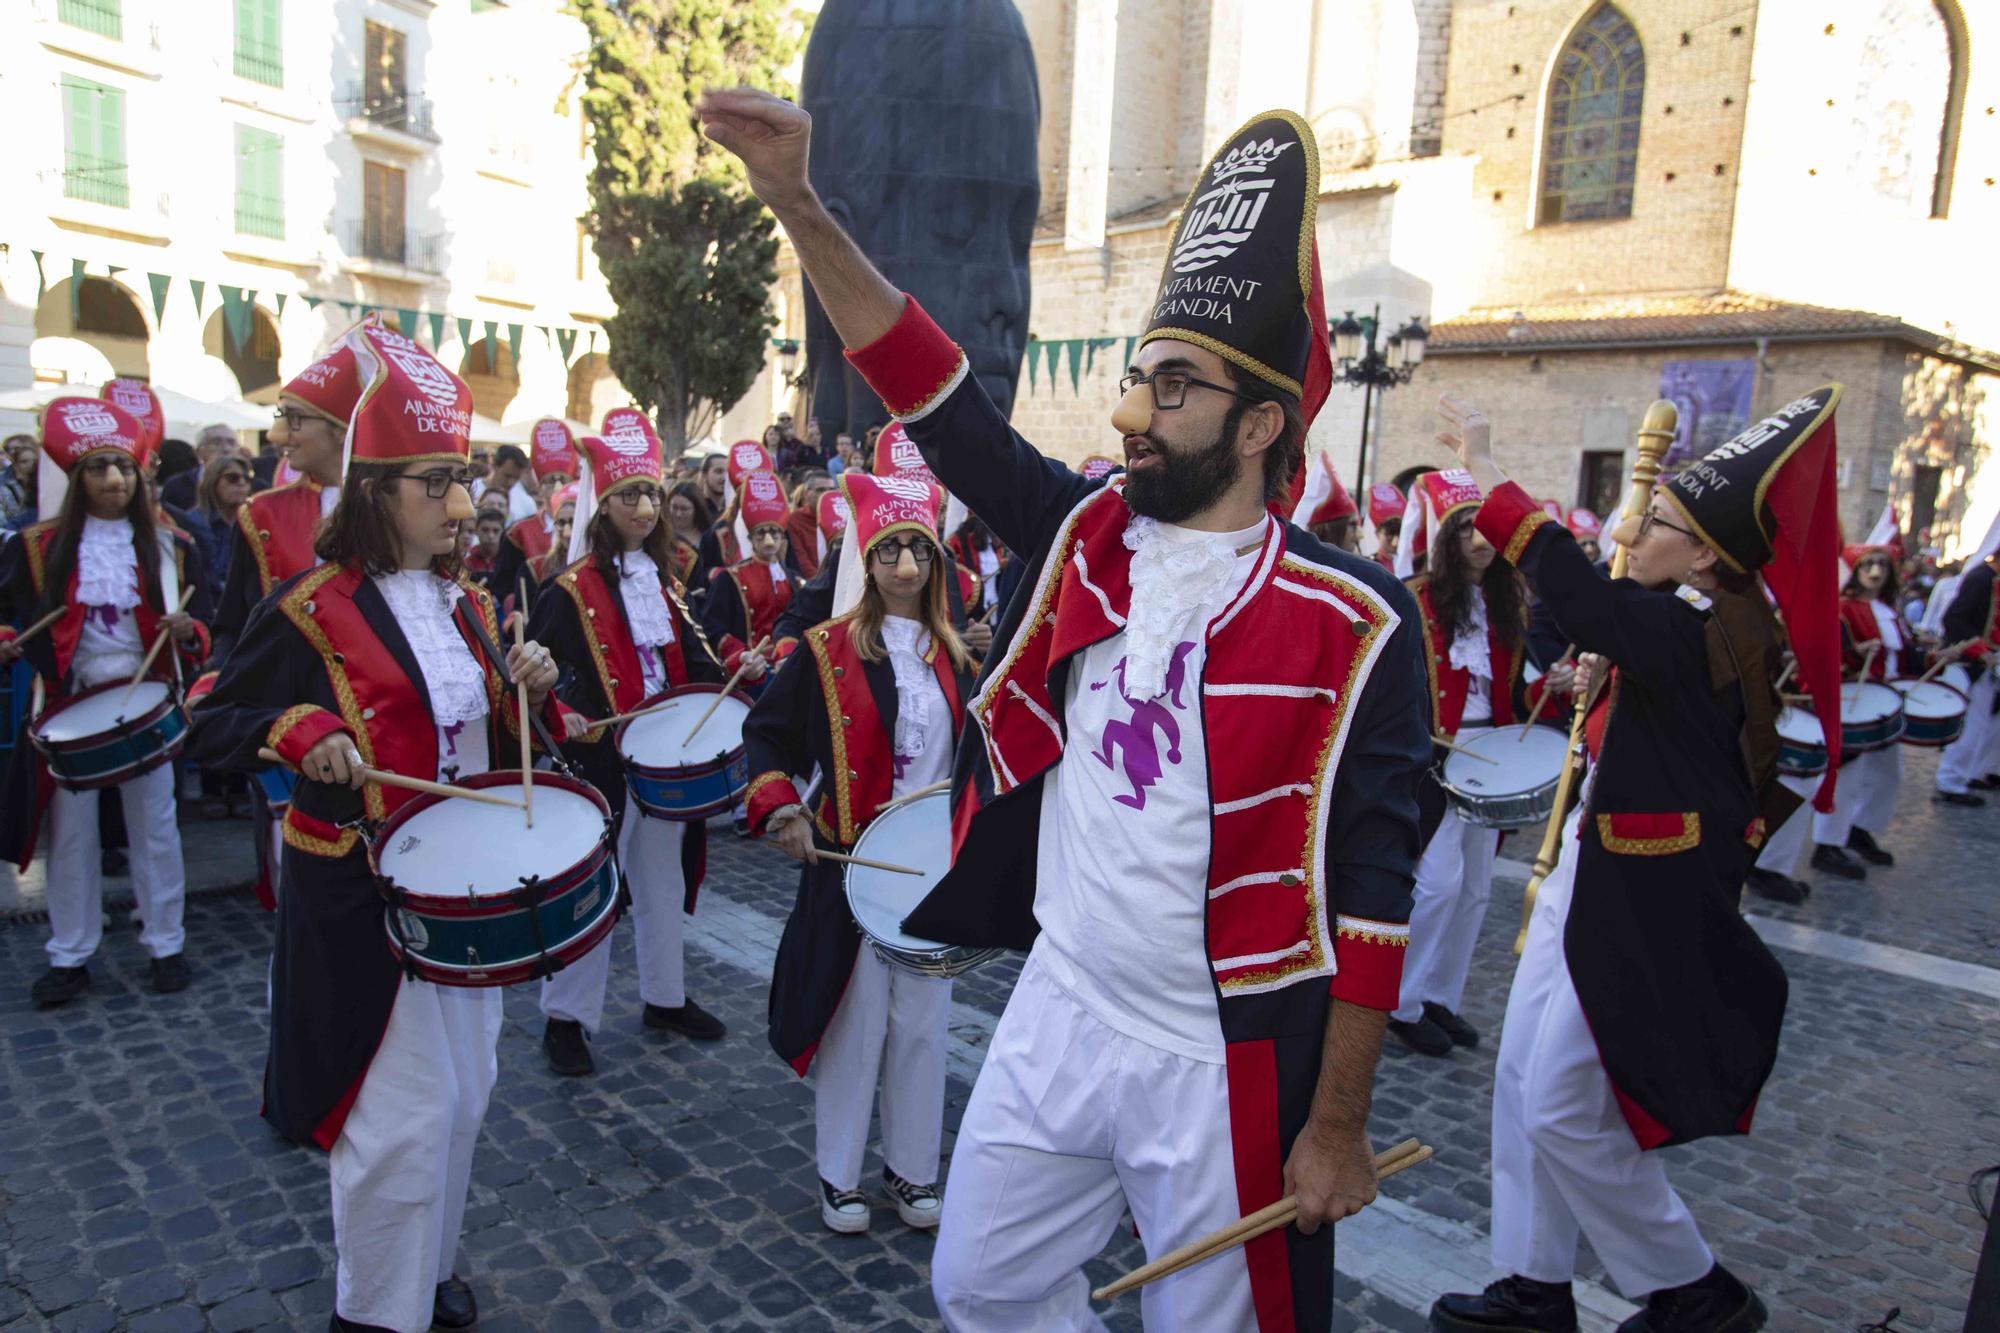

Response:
(1538, 4), (1645, 225)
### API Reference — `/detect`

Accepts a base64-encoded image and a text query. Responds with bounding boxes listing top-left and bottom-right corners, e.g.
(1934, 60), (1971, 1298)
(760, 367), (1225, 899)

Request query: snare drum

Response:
(30, 679), (189, 791)
(1774, 707), (1828, 777)
(845, 790), (999, 979)
(1437, 724), (1571, 829)
(1939, 663), (1974, 698)
(1892, 678), (1967, 747)
(618, 684), (753, 821)
(372, 772), (618, 987)
(1837, 681), (1906, 754)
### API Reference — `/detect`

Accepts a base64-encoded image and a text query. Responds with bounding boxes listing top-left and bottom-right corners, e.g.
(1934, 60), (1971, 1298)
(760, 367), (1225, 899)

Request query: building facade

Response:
(0, 0), (628, 441)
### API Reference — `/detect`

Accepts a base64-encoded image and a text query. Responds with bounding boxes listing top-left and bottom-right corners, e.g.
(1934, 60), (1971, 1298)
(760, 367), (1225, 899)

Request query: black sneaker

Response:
(149, 954), (191, 994)
(30, 965), (90, 1008)
(883, 1166), (942, 1229)
(327, 1315), (395, 1332)
(1744, 866), (1808, 904)
(1614, 1265), (1766, 1332)
(644, 999), (727, 1040)
(1846, 828), (1894, 867)
(432, 1274), (477, 1329)
(1388, 1014), (1454, 1056)
(1809, 844), (1866, 880)
(732, 814), (753, 838)
(1430, 1275), (1579, 1331)
(1970, 773), (2000, 791)
(1935, 789), (1986, 808)
(543, 1018), (594, 1076)
(1423, 1002), (1479, 1048)
(819, 1177), (870, 1234)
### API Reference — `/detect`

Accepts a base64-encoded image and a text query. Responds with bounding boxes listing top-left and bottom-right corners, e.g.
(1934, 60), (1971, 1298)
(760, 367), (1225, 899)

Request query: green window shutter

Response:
(234, 0), (282, 86)
(62, 76), (128, 207)
(235, 125), (284, 238)
(57, 0), (122, 40)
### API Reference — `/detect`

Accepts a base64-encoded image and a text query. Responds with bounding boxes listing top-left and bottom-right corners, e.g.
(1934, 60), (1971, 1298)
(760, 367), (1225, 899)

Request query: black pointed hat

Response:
(1140, 111), (1332, 434)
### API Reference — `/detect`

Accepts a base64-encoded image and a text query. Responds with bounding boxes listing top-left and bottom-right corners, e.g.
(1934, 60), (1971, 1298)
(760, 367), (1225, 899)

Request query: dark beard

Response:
(1120, 414), (1243, 523)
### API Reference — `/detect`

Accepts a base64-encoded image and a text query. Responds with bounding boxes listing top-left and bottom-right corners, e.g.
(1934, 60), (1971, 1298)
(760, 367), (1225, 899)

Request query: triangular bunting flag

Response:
(218, 286), (257, 351)
(507, 323), (524, 367)
(273, 292), (287, 317)
(429, 311), (446, 348)
(106, 265), (124, 281)
(188, 279), (206, 315)
(302, 295), (322, 311)
(147, 272), (171, 324)
(456, 317), (473, 349)
(1066, 340), (1084, 393)
(31, 251), (46, 303)
(556, 327), (577, 362)
(1045, 340), (1062, 388)
(1026, 340), (1038, 393)
(70, 260), (87, 327)
(396, 308), (418, 339)
(587, 329), (598, 354)
(1123, 336), (1137, 373)
(482, 320), (499, 353)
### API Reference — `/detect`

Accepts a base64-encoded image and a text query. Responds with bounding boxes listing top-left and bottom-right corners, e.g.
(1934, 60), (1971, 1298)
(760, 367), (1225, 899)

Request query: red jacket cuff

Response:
(745, 771), (803, 836)
(1326, 918), (1409, 1010)
(843, 296), (969, 422)
(268, 705), (349, 768)
(1476, 481), (1556, 566)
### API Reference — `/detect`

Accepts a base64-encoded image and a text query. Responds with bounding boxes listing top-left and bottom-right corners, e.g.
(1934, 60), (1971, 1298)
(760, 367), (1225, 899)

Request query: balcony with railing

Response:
(338, 83), (439, 145)
(57, 0), (122, 39)
(235, 196), (284, 239)
(63, 153), (130, 208)
(342, 218), (444, 275)
(234, 35), (282, 87)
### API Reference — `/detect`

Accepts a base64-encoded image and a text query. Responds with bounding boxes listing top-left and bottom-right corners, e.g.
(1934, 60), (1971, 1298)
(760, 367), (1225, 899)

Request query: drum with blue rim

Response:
(1775, 706), (1827, 777)
(1836, 681), (1906, 755)
(617, 684), (754, 821)
(31, 679), (189, 791)
(1892, 678), (1967, 748)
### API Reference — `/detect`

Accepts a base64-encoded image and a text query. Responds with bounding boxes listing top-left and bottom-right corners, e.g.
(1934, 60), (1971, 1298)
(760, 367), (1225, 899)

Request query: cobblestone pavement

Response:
(0, 746), (1993, 1331)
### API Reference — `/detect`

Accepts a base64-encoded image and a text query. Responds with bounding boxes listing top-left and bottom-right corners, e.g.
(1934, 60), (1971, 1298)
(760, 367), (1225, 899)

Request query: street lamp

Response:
(1332, 306), (1429, 497)
(775, 338), (801, 384)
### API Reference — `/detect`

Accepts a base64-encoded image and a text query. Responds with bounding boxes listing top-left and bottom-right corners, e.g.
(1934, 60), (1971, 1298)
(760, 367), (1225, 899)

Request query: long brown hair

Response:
(1430, 509), (1526, 653)
(850, 547), (973, 674)
(586, 503), (676, 583)
(314, 461), (461, 579)
(39, 464), (165, 620)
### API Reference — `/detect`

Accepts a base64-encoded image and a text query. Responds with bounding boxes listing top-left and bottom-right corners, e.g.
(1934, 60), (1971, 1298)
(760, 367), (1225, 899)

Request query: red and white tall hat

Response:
(1296, 453), (1357, 528)
(100, 379), (164, 462)
(546, 482), (579, 516)
(529, 418), (580, 483)
(1566, 506), (1602, 541)
(1078, 454), (1120, 482)
(38, 395), (144, 517)
(831, 471), (948, 616)
(337, 318), (472, 479)
(738, 469), (789, 534)
(1393, 467), (1483, 579)
(1367, 482), (1405, 528)
(815, 489), (850, 567)
(567, 407), (664, 563)
(280, 343), (363, 428)
(727, 438), (773, 489)
(1539, 498), (1565, 524)
(874, 421), (956, 528)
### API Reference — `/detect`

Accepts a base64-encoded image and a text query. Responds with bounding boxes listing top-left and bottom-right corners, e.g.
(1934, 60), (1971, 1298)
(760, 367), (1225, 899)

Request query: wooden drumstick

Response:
(7, 606), (67, 651)
(1915, 639), (1972, 685)
(796, 848), (924, 875)
(258, 747), (525, 809)
(594, 698), (677, 731)
(515, 577), (534, 830)
(1518, 644), (1575, 736)
(877, 780), (953, 812)
(685, 636), (770, 745)
(1091, 1140), (1432, 1303)
(118, 588), (196, 710)
(1773, 658), (1797, 694)
(1433, 733), (1499, 765)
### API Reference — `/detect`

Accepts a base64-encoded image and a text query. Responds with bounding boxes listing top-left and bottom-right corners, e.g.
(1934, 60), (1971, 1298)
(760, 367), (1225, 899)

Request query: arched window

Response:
(1848, 0), (1963, 218)
(1538, 4), (1645, 225)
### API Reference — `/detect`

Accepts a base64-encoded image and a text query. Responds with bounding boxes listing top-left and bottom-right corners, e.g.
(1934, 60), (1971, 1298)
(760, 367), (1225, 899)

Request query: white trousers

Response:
(1491, 807), (1714, 1297)
(931, 949), (1253, 1333)
(813, 944), (952, 1190)
(540, 812), (687, 1032)
(45, 762), (185, 968)
(1937, 672), (1997, 793)
(1812, 744), (1903, 845)
(1394, 805), (1497, 1023)
(1752, 773), (1820, 878)
(331, 975), (502, 1333)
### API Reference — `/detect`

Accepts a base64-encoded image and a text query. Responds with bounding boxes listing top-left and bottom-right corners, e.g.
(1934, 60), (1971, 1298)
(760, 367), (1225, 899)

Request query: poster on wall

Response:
(1659, 359), (1756, 467)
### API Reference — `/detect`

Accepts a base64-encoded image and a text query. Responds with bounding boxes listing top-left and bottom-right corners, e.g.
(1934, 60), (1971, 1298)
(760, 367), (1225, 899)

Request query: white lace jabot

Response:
(1447, 586), (1493, 680)
(372, 570), (489, 728)
(78, 516), (141, 609)
(881, 616), (934, 761)
(1120, 515), (1263, 701)
(619, 550), (676, 647)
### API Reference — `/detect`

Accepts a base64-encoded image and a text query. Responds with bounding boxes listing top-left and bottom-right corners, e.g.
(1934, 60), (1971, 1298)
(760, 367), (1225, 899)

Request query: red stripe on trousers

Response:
(1225, 1039), (1295, 1331)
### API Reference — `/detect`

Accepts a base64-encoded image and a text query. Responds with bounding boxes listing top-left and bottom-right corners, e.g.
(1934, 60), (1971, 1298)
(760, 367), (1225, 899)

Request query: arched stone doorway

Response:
(460, 338), (521, 421)
(564, 352), (623, 426)
(202, 305), (282, 400)
(34, 276), (151, 380)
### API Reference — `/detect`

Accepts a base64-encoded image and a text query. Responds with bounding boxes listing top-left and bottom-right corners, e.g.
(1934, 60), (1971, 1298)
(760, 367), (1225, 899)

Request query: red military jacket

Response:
(548, 554), (693, 739)
(1837, 596), (1915, 679)
(711, 558), (793, 669)
(1406, 573), (1535, 737)
(506, 513), (554, 564)
(2, 519), (210, 689)
(238, 480), (329, 597)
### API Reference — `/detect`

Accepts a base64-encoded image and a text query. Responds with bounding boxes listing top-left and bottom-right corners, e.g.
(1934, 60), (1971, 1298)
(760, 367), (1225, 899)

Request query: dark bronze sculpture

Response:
(798, 0), (1041, 435)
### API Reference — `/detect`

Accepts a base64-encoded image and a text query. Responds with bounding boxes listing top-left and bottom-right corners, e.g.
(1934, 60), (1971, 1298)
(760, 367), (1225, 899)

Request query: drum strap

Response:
(508, 873), (569, 981)
(461, 606), (572, 775)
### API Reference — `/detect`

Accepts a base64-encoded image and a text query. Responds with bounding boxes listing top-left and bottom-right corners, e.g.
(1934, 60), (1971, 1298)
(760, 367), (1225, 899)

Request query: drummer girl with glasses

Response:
(743, 473), (976, 1236)
(190, 324), (566, 1333)
(1386, 469), (1550, 1059)
(528, 415), (730, 1076)
(701, 466), (791, 682)
(0, 397), (211, 1009)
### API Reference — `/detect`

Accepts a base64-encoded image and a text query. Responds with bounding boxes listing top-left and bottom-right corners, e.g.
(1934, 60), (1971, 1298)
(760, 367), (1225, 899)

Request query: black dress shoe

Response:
(1935, 789), (1987, 807)
(1430, 1275), (1579, 1331)
(30, 965), (90, 1008)
(644, 999), (727, 1040)
(1744, 866), (1808, 904)
(1809, 844), (1866, 880)
(1387, 1014), (1454, 1056)
(149, 954), (191, 994)
(432, 1274), (477, 1330)
(1845, 828), (1894, 866)
(543, 1018), (593, 1076)
(101, 848), (128, 876)
(328, 1315), (397, 1332)
(1423, 1002), (1480, 1048)
(1615, 1264), (1766, 1332)
(1970, 773), (2000, 791)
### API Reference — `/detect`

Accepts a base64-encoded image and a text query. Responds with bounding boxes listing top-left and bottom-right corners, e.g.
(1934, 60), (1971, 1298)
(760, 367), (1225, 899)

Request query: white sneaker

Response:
(884, 1168), (941, 1229)
(819, 1178), (870, 1234)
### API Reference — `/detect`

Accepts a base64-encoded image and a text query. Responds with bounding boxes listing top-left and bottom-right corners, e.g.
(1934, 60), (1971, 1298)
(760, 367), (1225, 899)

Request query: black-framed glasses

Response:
(1118, 368), (1255, 411)
(388, 468), (475, 499)
(82, 455), (137, 477)
(219, 469), (251, 485)
(872, 537), (936, 565)
(1636, 508), (1696, 542)
(273, 407), (312, 432)
(609, 485), (664, 508)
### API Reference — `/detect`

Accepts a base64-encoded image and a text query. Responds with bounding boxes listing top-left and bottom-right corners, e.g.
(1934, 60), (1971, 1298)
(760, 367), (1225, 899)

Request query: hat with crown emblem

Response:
(530, 419), (580, 482)
(99, 379), (163, 459)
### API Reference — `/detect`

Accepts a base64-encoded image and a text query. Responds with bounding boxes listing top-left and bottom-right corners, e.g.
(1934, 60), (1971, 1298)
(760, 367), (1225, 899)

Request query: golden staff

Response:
(1513, 399), (1678, 954)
